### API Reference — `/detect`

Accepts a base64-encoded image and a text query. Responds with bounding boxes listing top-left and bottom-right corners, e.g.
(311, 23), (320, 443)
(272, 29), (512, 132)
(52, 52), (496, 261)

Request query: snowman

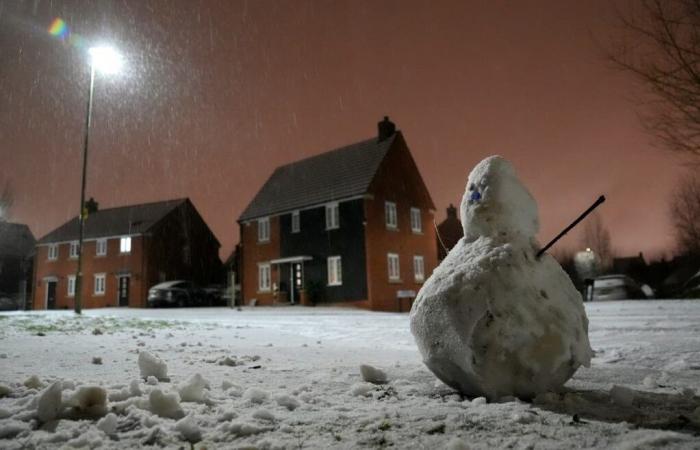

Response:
(410, 156), (593, 400)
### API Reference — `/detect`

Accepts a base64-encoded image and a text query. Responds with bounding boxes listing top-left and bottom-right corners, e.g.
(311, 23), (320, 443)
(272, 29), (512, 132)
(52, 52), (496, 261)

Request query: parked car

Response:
(147, 281), (208, 307)
(592, 274), (652, 301)
(681, 270), (700, 298)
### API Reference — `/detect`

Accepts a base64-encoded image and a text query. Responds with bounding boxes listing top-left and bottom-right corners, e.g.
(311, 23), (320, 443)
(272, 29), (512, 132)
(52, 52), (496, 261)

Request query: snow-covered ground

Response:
(0, 301), (699, 449)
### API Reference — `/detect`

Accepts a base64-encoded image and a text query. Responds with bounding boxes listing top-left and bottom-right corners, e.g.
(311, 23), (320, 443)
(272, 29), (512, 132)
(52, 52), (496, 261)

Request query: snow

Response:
(0, 303), (697, 448)
(411, 156), (593, 399)
(137, 351), (169, 381)
(359, 364), (388, 384)
(36, 381), (62, 423)
(177, 373), (210, 403)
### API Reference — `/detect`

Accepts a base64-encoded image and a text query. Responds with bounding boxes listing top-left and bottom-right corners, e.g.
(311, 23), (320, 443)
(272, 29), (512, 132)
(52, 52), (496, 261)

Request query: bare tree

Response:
(0, 182), (12, 221)
(580, 212), (613, 271)
(609, 0), (700, 161)
(670, 171), (700, 256)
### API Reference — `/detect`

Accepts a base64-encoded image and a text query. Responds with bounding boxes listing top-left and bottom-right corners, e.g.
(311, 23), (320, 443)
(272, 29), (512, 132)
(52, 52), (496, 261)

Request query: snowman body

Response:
(409, 156), (592, 399)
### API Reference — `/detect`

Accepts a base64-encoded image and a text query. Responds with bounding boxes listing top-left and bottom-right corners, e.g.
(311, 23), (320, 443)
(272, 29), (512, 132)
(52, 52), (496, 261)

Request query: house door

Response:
(291, 263), (303, 304)
(118, 276), (129, 307)
(46, 281), (57, 310)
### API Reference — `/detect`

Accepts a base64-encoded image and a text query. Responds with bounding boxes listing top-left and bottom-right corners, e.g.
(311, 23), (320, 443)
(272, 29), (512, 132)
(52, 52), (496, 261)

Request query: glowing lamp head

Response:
(88, 46), (123, 75)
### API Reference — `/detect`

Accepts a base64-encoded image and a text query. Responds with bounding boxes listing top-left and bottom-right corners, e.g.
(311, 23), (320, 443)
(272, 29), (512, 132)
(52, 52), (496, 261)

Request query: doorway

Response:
(118, 276), (129, 307)
(291, 263), (303, 304)
(46, 281), (56, 310)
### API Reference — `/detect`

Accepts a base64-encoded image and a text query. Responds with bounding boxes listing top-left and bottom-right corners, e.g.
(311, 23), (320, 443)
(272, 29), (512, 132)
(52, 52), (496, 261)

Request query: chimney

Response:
(377, 116), (396, 142)
(85, 197), (99, 214)
(446, 204), (457, 219)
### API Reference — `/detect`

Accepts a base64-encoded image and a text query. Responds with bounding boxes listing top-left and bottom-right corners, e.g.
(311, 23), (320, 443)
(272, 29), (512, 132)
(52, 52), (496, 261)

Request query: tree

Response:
(580, 212), (613, 271)
(609, 0), (700, 161)
(0, 182), (12, 221)
(670, 171), (700, 256)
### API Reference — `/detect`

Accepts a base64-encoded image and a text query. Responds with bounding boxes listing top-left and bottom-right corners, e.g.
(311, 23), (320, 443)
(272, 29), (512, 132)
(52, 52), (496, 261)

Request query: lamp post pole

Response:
(74, 64), (95, 315)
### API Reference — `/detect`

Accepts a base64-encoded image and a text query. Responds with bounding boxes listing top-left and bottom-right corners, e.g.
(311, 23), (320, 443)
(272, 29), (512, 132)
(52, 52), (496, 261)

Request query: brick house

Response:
(0, 222), (35, 309)
(237, 117), (437, 311)
(33, 198), (220, 309)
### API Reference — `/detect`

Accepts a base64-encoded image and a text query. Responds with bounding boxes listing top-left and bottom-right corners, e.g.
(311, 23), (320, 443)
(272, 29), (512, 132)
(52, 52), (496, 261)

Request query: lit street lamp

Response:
(74, 46), (123, 314)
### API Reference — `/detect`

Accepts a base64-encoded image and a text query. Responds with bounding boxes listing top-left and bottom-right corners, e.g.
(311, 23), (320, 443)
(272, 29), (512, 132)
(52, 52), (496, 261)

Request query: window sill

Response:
(257, 289), (271, 294)
(257, 240), (270, 245)
(414, 279), (424, 284)
(95, 254), (107, 258)
(385, 227), (399, 232)
(411, 230), (423, 235)
(325, 227), (339, 231)
(388, 279), (402, 284)
(327, 283), (342, 287)
(93, 293), (105, 297)
(120, 252), (132, 255)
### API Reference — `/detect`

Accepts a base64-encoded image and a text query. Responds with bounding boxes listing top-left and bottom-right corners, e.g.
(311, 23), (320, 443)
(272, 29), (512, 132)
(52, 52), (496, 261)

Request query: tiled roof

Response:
(239, 134), (396, 221)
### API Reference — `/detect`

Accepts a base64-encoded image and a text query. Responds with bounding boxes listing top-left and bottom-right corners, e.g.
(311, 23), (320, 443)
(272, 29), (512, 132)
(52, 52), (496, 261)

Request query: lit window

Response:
(48, 244), (58, 260)
(69, 241), (79, 259)
(413, 255), (425, 282)
(385, 202), (397, 229)
(94, 273), (106, 295)
(258, 217), (270, 242)
(410, 207), (422, 233)
(67, 276), (76, 297)
(388, 253), (400, 281)
(258, 263), (271, 292)
(120, 237), (132, 253)
(327, 256), (342, 286)
(291, 210), (300, 233)
(96, 239), (107, 256)
(325, 202), (339, 230)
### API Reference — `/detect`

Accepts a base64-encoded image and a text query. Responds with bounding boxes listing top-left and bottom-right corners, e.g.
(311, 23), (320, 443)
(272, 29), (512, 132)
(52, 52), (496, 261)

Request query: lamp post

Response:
(74, 46), (123, 314)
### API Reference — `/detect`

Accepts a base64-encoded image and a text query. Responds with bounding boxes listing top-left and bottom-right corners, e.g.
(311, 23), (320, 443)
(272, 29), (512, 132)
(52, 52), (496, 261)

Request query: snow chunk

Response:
(360, 364), (388, 384)
(148, 389), (184, 419)
(350, 382), (375, 397)
(175, 413), (202, 443)
(222, 421), (268, 437)
(218, 356), (238, 366)
(0, 419), (29, 439)
(472, 396), (487, 406)
(96, 412), (118, 436)
(274, 394), (300, 411)
(252, 409), (276, 422)
(37, 381), (63, 422)
(146, 376), (159, 386)
(0, 384), (11, 398)
(67, 386), (108, 418)
(446, 437), (470, 450)
(138, 351), (169, 381)
(243, 387), (268, 404)
(24, 375), (43, 390)
(178, 373), (210, 403)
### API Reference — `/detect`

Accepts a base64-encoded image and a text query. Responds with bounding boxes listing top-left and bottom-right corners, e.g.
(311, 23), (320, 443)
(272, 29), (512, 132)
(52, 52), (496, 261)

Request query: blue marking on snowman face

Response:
(468, 183), (482, 204)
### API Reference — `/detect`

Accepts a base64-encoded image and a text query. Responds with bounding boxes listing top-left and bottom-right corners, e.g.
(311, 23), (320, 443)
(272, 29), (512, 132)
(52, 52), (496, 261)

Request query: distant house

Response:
(611, 252), (648, 283)
(0, 222), (35, 309)
(436, 204), (463, 261)
(33, 198), (220, 309)
(237, 117), (437, 311)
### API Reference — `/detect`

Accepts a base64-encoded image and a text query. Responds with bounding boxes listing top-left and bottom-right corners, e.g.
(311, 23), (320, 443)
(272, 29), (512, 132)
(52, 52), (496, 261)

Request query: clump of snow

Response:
(0, 384), (11, 398)
(67, 385), (108, 418)
(243, 387), (268, 404)
(252, 408), (276, 421)
(218, 356), (238, 366)
(360, 364), (388, 384)
(446, 437), (470, 450)
(175, 413), (202, 443)
(274, 394), (300, 411)
(148, 389), (184, 419)
(220, 421), (268, 437)
(410, 156), (592, 399)
(350, 382), (375, 397)
(178, 373), (210, 403)
(472, 396), (487, 405)
(96, 412), (118, 436)
(610, 385), (636, 407)
(146, 376), (159, 386)
(92, 356), (102, 365)
(24, 375), (43, 390)
(36, 381), (62, 423)
(138, 351), (169, 381)
(0, 420), (29, 439)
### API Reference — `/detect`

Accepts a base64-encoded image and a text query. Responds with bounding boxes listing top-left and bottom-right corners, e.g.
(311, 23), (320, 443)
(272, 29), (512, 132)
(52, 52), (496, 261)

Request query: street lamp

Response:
(74, 45), (123, 314)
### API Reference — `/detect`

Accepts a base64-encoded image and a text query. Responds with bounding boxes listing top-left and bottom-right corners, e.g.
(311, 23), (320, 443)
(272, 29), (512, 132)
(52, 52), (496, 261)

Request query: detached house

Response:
(238, 117), (438, 311)
(33, 198), (220, 309)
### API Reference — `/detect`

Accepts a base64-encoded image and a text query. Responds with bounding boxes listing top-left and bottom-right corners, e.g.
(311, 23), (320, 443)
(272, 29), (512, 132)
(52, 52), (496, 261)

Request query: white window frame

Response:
(96, 238), (107, 256)
(327, 256), (342, 286)
(258, 263), (271, 292)
(119, 236), (132, 254)
(325, 202), (339, 230)
(67, 275), (76, 297)
(291, 210), (300, 233)
(94, 273), (106, 296)
(258, 217), (270, 242)
(388, 253), (400, 281)
(413, 255), (425, 282)
(69, 241), (79, 259)
(48, 244), (58, 261)
(385, 201), (398, 229)
(410, 207), (422, 233)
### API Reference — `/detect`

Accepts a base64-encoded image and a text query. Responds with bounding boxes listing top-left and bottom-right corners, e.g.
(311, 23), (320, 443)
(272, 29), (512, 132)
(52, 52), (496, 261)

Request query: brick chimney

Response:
(446, 204), (457, 219)
(377, 116), (396, 142)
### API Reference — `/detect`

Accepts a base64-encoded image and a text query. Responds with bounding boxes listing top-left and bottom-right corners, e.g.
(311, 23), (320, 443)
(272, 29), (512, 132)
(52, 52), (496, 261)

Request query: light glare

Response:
(88, 46), (123, 75)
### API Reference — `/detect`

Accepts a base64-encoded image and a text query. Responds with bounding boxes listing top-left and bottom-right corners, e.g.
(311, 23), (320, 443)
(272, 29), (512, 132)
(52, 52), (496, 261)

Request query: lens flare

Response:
(48, 18), (69, 40)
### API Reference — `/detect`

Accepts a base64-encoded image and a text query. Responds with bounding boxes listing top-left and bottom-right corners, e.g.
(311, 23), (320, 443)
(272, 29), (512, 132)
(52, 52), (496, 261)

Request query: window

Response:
(413, 255), (425, 282)
(258, 217), (270, 242)
(258, 263), (271, 292)
(291, 210), (300, 233)
(385, 201), (397, 229)
(67, 275), (76, 297)
(96, 238), (107, 256)
(94, 273), (106, 295)
(327, 256), (342, 286)
(325, 202), (339, 230)
(120, 237), (132, 253)
(48, 244), (58, 260)
(410, 207), (422, 233)
(388, 253), (400, 281)
(69, 241), (79, 259)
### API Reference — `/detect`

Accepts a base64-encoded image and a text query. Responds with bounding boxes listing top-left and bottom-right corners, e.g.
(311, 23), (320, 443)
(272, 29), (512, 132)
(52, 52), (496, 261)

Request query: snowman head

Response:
(460, 156), (539, 241)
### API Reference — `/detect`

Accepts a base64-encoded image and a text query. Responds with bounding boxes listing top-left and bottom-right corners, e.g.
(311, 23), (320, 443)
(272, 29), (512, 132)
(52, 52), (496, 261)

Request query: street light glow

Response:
(88, 46), (123, 75)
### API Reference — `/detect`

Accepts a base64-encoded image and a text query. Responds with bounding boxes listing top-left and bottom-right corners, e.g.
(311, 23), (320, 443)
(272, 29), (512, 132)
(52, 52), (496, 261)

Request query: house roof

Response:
(0, 222), (36, 257)
(238, 133), (397, 221)
(37, 198), (188, 244)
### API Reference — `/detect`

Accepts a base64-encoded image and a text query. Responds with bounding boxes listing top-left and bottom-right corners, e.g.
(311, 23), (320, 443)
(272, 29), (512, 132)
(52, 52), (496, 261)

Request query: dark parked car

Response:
(147, 281), (208, 307)
(681, 270), (700, 298)
(592, 274), (652, 301)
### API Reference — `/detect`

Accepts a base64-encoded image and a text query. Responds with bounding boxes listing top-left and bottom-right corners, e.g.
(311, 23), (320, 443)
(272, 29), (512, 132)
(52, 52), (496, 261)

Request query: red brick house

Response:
(33, 198), (220, 309)
(237, 117), (438, 311)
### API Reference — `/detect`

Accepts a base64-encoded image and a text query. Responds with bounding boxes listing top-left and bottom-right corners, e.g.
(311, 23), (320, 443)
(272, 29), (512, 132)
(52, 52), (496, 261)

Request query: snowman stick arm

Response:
(434, 219), (449, 256)
(536, 195), (606, 258)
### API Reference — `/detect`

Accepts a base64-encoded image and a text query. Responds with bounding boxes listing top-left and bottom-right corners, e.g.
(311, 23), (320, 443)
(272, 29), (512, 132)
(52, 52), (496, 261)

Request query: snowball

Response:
(138, 351), (169, 381)
(178, 373), (210, 403)
(175, 413), (202, 443)
(252, 409), (276, 421)
(148, 389), (184, 419)
(96, 412), (118, 435)
(243, 388), (268, 404)
(274, 394), (300, 411)
(24, 375), (43, 390)
(67, 386), (108, 418)
(410, 156), (592, 400)
(37, 381), (62, 422)
(359, 364), (388, 384)
(350, 382), (375, 397)
(471, 397), (487, 406)
(146, 376), (159, 386)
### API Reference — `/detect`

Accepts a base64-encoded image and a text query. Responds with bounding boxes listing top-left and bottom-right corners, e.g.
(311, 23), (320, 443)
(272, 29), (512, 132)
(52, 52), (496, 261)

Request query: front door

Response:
(118, 276), (129, 307)
(46, 281), (57, 310)
(291, 263), (303, 304)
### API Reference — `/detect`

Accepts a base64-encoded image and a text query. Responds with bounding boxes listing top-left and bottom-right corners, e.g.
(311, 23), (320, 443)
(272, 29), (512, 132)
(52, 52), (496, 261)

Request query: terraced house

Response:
(238, 117), (438, 311)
